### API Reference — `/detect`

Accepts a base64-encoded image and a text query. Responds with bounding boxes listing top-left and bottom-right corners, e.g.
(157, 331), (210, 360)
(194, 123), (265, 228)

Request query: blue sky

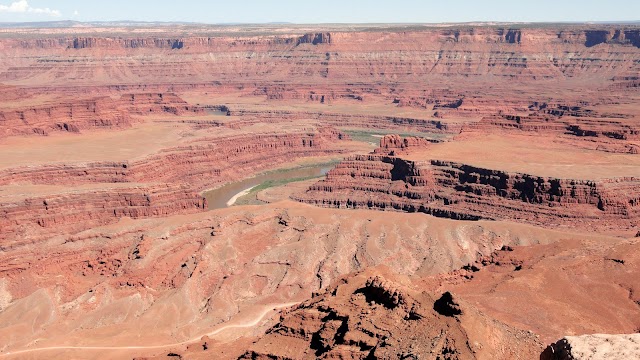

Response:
(0, 0), (638, 23)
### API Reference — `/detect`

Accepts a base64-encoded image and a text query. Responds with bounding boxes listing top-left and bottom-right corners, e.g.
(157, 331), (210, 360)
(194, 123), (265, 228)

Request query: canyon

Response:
(0, 22), (638, 359)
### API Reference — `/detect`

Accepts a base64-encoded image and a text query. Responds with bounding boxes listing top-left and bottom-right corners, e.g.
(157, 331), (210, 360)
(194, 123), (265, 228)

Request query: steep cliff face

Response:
(9, 27), (639, 51)
(131, 128), (347, 189)
(0, 127), (348, 189)
(2, 26), (639, 88)
(297, 32), (331, 45)
(0, 92), (203, 138)
(0, 162), (131, 185)
(296, 137), (640, 230)
(0, 184), (206, 247)
(502, 29), (522, 44)
(0, 97), (131, 137)
(579, 29), (640, 48)
(27, 37), (188, 50)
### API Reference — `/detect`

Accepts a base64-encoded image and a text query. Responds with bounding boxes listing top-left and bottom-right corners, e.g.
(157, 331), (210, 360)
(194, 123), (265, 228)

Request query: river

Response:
(203, 164), (334, 210)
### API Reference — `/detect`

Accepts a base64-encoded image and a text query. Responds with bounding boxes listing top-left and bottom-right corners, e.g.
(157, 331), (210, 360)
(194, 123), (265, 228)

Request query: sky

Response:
(0, 0), (638, 24)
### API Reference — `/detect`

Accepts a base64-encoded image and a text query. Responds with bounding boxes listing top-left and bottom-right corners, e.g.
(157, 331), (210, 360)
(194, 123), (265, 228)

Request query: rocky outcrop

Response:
(501, 29), (522, 44)
(118, 92), (203, 115)
(297, 32), (331, 45)
(240, 270), (542, 359)
(71, 37), (186, 50)
(541, 334), (640, 360)
(578, 29), (640, 48)
(375, 134), (439, 154)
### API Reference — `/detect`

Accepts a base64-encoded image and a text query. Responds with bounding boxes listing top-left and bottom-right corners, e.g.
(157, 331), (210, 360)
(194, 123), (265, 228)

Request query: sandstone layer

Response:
(0, 125), (349, 246)
(2, 24), (640, 131)
(0, 22), (639, 359)
(297, 135), (640, 234)
(0, 92), (203, 138)
(461, 102), (640, 154)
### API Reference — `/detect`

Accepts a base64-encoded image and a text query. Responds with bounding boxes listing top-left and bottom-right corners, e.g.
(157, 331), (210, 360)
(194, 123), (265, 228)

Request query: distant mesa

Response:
(297, 32), (331, 45)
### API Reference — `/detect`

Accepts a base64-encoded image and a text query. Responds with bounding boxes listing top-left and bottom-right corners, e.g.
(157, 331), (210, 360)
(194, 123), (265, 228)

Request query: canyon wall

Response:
(2, 25), (638, 143)
(1, 27), (639, 90)
(0, 92), (203, 138)
(226, 108), (457, 133)
(0, 24), (638, 358)
(0, 127), (349, 243)
(296, 136), (640, 230)
(0, 97), (131, 137)
(0, 184), (206, 248)
(0, 128), (346, 188)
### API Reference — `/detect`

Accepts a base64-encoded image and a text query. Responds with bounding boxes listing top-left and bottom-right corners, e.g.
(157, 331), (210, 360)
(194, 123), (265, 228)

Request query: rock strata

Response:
(0, 127), (347, 189)
(0, 92), (202, 138)
(0, 184), (206, 247)
(462, 104), (640, 154)
(297, 136), (640, 230)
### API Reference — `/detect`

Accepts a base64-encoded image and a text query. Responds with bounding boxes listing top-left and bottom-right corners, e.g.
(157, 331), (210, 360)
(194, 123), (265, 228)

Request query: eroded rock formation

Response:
(297, 135), (640, 231)
(1, 203), (566, 357)
(0, 92), (202, 138)
(0, 127), (349, 244)
(0, 184), (206, 248)
(0, 127), (346, 188)
(462, 103), (640, 154)
(240, 270), (542, 359)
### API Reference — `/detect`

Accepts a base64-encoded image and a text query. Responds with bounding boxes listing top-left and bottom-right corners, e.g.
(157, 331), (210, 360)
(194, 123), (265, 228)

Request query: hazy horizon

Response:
(1, 19), (640, 26)
(0, 0), (638, 24)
